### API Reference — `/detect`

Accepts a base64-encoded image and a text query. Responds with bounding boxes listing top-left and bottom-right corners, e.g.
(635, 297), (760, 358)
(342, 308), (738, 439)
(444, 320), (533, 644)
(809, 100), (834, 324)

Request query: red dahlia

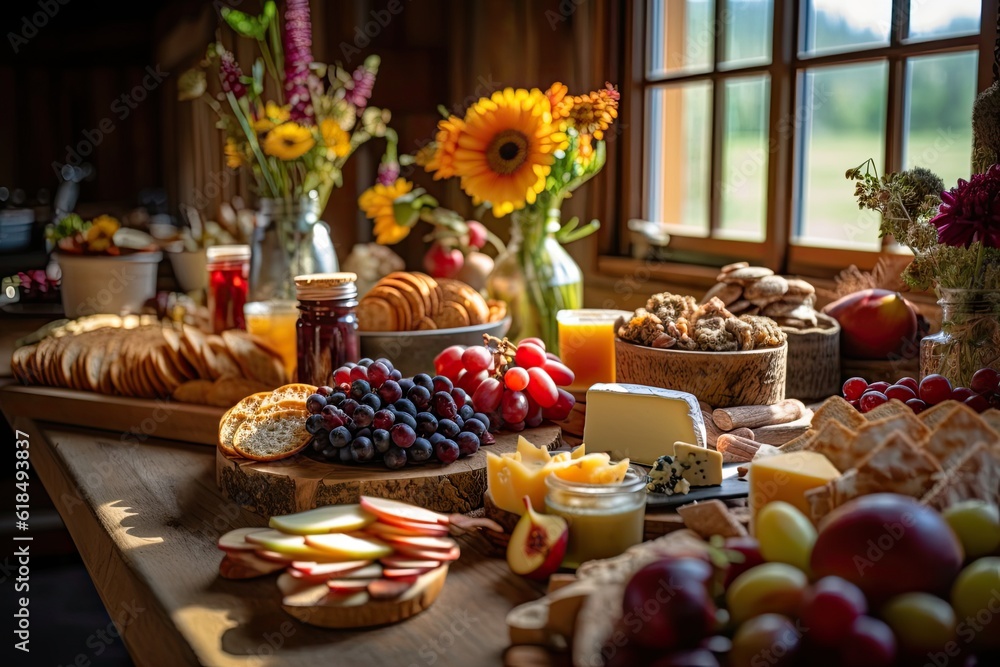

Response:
(930, 164), (1000, 248)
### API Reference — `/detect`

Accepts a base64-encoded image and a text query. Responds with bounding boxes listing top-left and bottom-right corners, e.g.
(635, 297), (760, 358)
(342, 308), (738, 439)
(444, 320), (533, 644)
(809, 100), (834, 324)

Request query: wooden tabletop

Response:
(3, 408), (549, 667)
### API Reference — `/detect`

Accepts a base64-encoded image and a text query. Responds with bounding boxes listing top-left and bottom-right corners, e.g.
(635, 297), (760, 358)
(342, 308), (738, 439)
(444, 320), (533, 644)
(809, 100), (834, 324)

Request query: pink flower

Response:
(930, 164), (1000, 248)
(376, 161), (399, 186)
(345, 65), (376, 112)
(219, 50), (246, 99)
(283, 0), (314, 123)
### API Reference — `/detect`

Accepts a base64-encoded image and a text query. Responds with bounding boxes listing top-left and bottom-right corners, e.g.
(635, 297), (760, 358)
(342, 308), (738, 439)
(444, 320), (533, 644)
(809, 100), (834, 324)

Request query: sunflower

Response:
(358, 178), (415, 244)
(253, 101), (291, 134)
(85, 215), (120, 253)
(423, 115), (464, 180)
(262, 122), (316, 160)
(320, 118), (351, 159)
(452, 88), (566, 217)
(559, 82), (620, 140)
(545, 82), (569, 120)
(224, 138), (243, 169)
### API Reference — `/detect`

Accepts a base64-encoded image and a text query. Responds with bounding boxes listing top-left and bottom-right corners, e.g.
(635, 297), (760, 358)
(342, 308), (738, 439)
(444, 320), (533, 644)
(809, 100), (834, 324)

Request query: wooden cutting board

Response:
(0, 384), (223, 445)
(217, 423), (563, 517)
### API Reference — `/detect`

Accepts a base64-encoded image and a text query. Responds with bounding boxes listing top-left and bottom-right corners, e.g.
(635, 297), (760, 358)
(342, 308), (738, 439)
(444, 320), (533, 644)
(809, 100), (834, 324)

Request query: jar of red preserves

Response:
(295, 272), (360, 386)
(206, 245), (251, 332)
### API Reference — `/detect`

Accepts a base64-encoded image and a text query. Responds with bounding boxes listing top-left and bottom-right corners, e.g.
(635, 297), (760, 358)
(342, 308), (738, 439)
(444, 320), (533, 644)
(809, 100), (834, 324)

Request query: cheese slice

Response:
(646, 442), (723, 495)
(584, 383), (706, 465)
(748, 451), (841, 521)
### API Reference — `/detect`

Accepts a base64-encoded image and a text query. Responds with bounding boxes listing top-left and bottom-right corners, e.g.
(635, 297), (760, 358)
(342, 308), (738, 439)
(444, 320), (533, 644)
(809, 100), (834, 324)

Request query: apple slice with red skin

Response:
(218, 527), (269, 552)
(219, 553), (285, 579)
(365, 520), (449, 539)
(360, 496), (449, 526)
(379, 557), (441, 570)
(254, 550), (294, 564)
(380, 535), (458, 551)
(392, 545), (461, 562)
(278, 572), (324, 597)
(367, 578), (414, 600)
(290, 560), (372, 576)
(506, 496), (569, 580)
(327, 579), (377, 594)
(384, 567), (434, 579)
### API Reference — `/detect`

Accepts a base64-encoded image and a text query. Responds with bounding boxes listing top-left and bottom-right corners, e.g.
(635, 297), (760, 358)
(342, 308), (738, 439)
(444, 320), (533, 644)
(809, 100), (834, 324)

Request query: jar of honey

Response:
(295, 273), (360, 386)
(206, 245), (251, 332)
(544, 468), (647, 568)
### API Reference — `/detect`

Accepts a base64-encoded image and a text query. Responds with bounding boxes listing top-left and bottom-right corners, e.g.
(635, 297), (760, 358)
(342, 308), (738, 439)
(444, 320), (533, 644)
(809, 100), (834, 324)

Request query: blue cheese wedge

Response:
(646, 442), (724, 495)
(584, 384), (707, 466)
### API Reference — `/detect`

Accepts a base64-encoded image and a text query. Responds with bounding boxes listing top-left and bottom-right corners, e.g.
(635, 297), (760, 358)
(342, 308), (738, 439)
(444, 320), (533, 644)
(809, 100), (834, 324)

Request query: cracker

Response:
(922, 404), (999, 468)
(206, 335), (244, 379)
(369, 285), (413, 331)
(811, 396), (867, 432)
(261, 383), (317, 409)
(435, 301), (470, 329)
(862, 398), (912, 422)
(918, 401), (962, 429)
(232, 409), (311, 461)
(719, 266), (774, 284)
(222, 330), (286, 388)
(180, 324), (214, 379)
(677, 500), (747, 539)
(982, 408), (1000, 434)
(173, 379), (214, 404)
(777, 429), (816, 453)
(416, 317), (437, 330)
(920, 442), (1000, 510)
(801, 421), (859, 472)
(381, 277), (427, 323)
(357, 297), (397, 332)
(387, 272), (437, 316)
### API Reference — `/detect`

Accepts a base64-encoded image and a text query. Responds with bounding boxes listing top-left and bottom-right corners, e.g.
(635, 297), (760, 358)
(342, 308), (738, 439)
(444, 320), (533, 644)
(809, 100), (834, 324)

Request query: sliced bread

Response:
(232, 409), (311, 461)
(219, 392), (270, 456)
(261, 383), (317, 409)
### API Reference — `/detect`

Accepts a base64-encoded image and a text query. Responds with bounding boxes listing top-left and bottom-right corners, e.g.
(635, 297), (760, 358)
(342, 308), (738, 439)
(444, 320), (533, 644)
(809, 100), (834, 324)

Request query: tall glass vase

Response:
(919, 287), (1000, 387)
(488, 207), (583, 352)
(251, 192), (339, 301)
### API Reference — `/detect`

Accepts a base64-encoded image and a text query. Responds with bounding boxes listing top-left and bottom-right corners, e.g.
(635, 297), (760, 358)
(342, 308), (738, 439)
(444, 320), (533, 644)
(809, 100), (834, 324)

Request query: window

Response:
(624, 0), (994, 275)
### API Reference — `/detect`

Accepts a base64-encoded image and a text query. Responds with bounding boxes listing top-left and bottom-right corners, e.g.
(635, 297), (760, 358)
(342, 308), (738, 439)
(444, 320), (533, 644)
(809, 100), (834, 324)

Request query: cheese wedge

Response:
(748, 451), (841, 521)
(584, 383), (706, 465)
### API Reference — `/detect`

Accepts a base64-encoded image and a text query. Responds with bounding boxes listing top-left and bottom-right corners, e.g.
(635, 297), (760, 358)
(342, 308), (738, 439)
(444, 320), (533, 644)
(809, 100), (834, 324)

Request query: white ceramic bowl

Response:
(57, 251), (162, 318)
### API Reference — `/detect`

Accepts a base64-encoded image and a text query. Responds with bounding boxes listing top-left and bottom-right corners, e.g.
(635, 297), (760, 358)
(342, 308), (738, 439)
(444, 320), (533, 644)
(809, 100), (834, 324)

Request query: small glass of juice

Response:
(544, 468), (647, 568)
(556, 309), (632, 392)
(244, 300), (299, 378)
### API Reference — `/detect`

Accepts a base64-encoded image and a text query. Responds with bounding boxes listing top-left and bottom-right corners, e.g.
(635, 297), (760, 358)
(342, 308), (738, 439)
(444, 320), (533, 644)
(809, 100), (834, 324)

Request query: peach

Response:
(822, 289), (918, 359)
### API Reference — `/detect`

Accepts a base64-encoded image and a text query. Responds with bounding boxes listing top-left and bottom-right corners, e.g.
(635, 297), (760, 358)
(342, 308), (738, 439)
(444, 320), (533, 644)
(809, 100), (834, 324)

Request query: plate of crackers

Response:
(356, 272), (510, 376)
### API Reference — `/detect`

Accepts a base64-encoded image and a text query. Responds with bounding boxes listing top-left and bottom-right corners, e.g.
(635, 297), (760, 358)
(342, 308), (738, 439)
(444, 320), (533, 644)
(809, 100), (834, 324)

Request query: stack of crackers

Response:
(778, 396), (1000, 520)
(702, 262), (820, 329)
(217, 384), (313, 461)
(11, 315), (288, 407)
(357, 272), (507, 332)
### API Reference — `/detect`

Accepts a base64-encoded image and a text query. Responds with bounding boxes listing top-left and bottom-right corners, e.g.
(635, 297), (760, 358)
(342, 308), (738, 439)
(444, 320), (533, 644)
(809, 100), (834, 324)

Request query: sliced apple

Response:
(290, 560), (372, 576)
(384, 567), (434, 579)
(379, 557), (441, 569)
(245, 530), (354, 561)
(393, 545), (461, 562)
(254, 550), (293, 564)
(368, 578), (414, 600)
(327, 579), (375, 594)
(278, 572), (323, 597)
(269, 504), (375, 535)
(304, 533), (392, 559)
(360, 496), (448, 526)
(380, 534), (458, 551)
(219, 553), (285, 579)
(365, 520), (449, 539)
(506, 496), (568, 580)
(218, 527), (269, 552)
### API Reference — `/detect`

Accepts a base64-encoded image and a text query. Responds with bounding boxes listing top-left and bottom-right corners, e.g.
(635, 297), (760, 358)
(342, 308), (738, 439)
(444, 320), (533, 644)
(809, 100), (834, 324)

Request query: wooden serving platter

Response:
(0, 384), (224, 445)
(217, 423), (563, 517)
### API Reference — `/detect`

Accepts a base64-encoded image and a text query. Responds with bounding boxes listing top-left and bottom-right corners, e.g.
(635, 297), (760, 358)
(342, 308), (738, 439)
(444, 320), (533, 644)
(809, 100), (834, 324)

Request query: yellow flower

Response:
(545, 82), (569, 120)
(320, 118), (351, 159)
(414, 142), (437, 168)
(262, 122), (316, 160)
(224, 138), (243, 169)
(423, 115), (464, 180)
(253, 101), (291, 134)
(86, 215), (120, 252)
(452, 88), (566, 217)
(358, 178), (415, 245)
(558, 82), (620, 140)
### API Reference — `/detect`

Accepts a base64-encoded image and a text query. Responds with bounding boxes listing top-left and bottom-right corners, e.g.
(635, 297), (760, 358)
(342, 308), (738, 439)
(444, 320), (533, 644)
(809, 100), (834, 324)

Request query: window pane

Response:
(801, 0), (891, 56)
(908, 0), (980, 40)
(721, 0), (773, 68)
(797, 62), (888, 249)
(646, 82), (712, 235)
(647, 0), (715, 76)
(720, 76), (770, 240)
(904, 51), (977, 186)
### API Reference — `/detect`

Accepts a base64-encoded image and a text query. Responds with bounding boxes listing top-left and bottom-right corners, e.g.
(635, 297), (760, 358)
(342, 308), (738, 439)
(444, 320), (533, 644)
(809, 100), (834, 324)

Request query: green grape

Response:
(755, 501), (816, 574)
(951, 558), (1000, 650)
(881, 592), (957, 654)
(943, 501), (1000, 559)
(726, 562), (808, 625)
(729, 614), (800, 667)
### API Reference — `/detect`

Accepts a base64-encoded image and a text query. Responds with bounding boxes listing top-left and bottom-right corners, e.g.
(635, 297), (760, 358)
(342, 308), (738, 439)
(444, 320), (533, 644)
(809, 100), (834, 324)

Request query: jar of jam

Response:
(206, 245), (251, 332)
(295, 272), (360, 386)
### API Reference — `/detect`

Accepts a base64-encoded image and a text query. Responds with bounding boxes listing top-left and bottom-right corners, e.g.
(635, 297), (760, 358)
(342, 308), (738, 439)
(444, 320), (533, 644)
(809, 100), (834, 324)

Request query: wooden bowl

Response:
(783, 313), (841, 401)
(614, 337), (787, 407)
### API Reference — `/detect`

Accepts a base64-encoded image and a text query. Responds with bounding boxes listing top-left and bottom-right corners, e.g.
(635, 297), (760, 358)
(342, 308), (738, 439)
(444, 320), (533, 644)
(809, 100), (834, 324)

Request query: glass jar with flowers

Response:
(356, 83), (619, 351)
(179, 0), (397, 300)
(848, 160), (1000, 387)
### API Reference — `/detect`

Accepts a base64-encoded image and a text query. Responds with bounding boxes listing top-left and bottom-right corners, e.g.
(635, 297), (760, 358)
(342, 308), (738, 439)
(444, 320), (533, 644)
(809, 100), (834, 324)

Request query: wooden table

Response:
(1, 407), (549, 666)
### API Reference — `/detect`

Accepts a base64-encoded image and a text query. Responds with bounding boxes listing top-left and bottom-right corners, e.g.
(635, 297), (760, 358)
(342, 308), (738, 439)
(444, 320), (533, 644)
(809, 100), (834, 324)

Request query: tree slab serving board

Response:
(217, 424), (563, 516)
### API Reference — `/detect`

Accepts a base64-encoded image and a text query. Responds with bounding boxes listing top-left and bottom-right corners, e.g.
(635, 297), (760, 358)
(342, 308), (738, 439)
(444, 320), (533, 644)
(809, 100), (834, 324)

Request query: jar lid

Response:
(295, 272), (358, 301)
(206, 244), (251, 262)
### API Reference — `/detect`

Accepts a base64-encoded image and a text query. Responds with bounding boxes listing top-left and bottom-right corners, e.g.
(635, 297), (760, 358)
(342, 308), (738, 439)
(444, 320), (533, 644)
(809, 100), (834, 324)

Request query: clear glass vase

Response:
(488, 207), (583, 352)
(251, 192), (339, 301)
(919, 288), (1000, 387)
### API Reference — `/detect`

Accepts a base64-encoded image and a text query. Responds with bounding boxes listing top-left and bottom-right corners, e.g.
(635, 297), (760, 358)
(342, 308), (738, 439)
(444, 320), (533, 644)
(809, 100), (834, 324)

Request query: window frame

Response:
(615, 0), (1000, 278)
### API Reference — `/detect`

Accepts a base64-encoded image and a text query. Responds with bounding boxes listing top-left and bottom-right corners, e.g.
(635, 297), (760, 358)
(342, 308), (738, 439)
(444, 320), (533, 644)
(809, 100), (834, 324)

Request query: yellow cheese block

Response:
(748, 451), (842, 521)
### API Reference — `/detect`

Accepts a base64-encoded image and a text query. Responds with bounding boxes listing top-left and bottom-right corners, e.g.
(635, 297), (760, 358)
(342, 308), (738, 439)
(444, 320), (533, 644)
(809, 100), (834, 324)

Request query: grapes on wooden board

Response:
(800, 576), (867, 646)
(349, 365), (368, 382)
(437, 418), (460, 439)
(434, 439), (460, 464)
(351, 437), (375, 462)
(373, 409), (395, 430)
(305, 414), (325, 435)
(455, 431), (480, 457)
(407, 385), (432, 411)
(514, 343), (546, 369)
(415, 412), (438, 436)
(306, 393), (326, 414)
(432, 375), (453, 393)
(502, 390), (529, 424)
(353, 405), (375, 428)
(504, 367), (529, 391)
(409, 438), (433, 463)
(919, 374), (952, 405)
(372, 429), (392, 454)
(384, 446), (407, 469)
(390, 423), (416, 448)
(395, 411), (417, 431)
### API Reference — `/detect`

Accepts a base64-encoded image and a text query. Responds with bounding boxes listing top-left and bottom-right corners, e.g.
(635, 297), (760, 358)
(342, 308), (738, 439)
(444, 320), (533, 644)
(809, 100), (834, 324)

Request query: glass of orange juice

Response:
(244, 300), (299, 378)
(556, 309), (632, 393)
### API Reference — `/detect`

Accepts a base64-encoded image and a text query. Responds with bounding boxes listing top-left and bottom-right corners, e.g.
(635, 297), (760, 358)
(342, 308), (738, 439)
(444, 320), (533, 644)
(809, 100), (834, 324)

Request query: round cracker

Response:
(434, 301), (470, 329)
(357, 297), (397, 332)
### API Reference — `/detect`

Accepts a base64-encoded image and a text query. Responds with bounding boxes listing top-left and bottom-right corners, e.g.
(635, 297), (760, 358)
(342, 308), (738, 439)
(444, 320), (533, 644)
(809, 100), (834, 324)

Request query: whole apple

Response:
(822, 288), (918, 359)
(621, 557), (717, 650)
(423, 242), (464, 279)
(810, 494), (964, 605)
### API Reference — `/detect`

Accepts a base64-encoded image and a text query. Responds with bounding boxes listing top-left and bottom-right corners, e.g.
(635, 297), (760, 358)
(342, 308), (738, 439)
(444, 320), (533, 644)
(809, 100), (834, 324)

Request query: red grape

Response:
(526, 367), (559, 408)
(542, 360), (575, 387)
(434, 439), (460, 464)
(905, 398), (928, 414)
(367, 361), (390, 388)
(859, 391), (888, 413)
(461, 346), (493, 373)
(884, 384), (916, 402)
(843, 377), (868, 401)
(919, 374), (952, 405)
(951, 387), (976, 402)
(506, 420), (526, 432)
(525, 401), (544, 428)
(848, 399), (861, 410)
(504, 367), (529, 391)
(841, 617), (896, 667)
(543, 388), (576, 421)
(965, 394), (990, 413)
(349, 365), (368, 382)
(501, 389), (529, 423)
(434, 345), (465, 378)
(971, 368), (1000, 395)
(458, 369), (488, 395)
(514, 343), (546, 369)
(334, 366), (352, 386)
(896, 376), (919, 393)
(520, 337), (546, 351)
(450, 387), (469, 405)
(867, 381), (891, 394)
(432, 375), (453, 394)
(800, 576), (868, 646)
(390, 424), (416, 448)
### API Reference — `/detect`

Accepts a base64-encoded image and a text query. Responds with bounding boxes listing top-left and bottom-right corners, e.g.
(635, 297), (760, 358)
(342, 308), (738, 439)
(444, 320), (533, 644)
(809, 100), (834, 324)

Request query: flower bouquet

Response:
(358, 82), (620, 349)
(179, 0), (396, 299)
